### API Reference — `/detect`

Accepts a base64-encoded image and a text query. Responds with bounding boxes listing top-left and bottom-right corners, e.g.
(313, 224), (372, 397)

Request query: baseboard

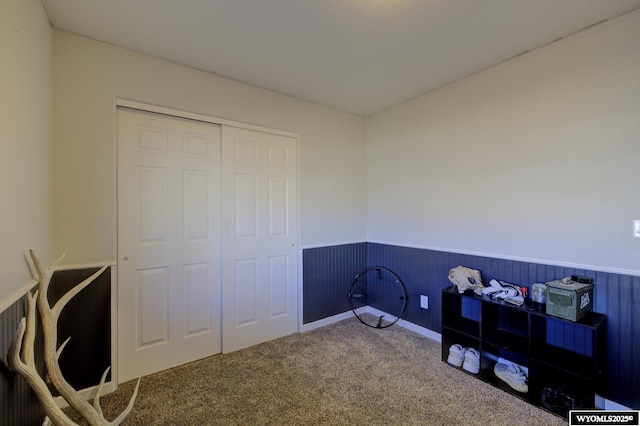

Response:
(358, 306), (442, 342)
(300, 310), (356, 332)
(302, 306), (442, 344)
(595, 394), (632, 411)
(396, 318), (442, 342)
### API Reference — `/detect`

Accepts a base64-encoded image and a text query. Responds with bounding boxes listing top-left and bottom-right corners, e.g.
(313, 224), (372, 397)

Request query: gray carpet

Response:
(65, 316), (565, 425)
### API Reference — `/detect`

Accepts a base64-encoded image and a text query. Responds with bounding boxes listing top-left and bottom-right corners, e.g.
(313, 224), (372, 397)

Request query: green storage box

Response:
(545, 279), (594, 322)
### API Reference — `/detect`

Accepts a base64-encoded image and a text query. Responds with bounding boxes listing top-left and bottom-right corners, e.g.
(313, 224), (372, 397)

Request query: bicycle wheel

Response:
(348, 266), (407, 329)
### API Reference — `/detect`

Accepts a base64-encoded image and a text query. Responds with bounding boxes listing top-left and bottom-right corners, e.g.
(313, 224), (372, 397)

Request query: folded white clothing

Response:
(482, 286), (502, 295)
(489, 279), (503, 288)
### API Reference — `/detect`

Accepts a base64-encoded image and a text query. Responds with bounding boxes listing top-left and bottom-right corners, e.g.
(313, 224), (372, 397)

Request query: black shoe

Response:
(540, 382), (565, 410)
(562, 388), (583, 411)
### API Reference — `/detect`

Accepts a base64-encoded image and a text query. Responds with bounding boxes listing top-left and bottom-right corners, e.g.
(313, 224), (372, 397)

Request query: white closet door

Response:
(117, 109), (221, 382)
(221, 126), (298, 353)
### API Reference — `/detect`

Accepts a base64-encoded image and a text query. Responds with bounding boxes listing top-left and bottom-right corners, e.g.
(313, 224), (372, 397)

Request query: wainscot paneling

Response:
(0, 292), (45, 425)
(302, 243), (367, 324)
(303, 242), (639, 409)
(49, 267), (111, 392)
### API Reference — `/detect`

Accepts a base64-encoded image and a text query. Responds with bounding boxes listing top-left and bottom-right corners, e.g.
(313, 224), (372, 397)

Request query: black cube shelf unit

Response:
(441, 286), (606, 419)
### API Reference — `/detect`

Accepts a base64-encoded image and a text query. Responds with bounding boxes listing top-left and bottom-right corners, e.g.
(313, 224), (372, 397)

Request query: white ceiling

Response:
(41, 0), (640, 116)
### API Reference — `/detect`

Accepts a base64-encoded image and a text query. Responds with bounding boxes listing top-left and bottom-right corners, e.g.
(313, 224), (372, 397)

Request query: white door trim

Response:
(116, 98), (298, 139)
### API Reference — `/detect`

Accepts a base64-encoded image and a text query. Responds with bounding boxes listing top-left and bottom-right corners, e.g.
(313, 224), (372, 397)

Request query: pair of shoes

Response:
(540, 382), (562, 410)
(541, 382), (583, 413)
(447, 344), (480, 374)
(494, 362), (528, 393)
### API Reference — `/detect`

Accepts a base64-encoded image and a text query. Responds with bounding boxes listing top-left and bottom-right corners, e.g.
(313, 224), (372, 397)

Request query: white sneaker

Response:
(494, 362), (528, 393)
(462, 348), (480, 374)
(447, 344), (466, 367)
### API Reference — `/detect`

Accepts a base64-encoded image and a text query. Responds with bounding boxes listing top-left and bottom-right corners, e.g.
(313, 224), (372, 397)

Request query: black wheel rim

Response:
(348, 266), (407, 329)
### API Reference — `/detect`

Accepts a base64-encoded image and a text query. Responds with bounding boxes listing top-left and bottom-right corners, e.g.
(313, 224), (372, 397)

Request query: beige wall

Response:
(0, 0), (53, 304)
(52, 30), (367, 265)
(7, 5), (638, 305)
(366, 10), (640, 273)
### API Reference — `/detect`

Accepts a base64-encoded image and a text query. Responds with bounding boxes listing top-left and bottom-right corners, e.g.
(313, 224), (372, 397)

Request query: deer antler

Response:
(8, 251), (140, 425)
(8, 292), (78, 426)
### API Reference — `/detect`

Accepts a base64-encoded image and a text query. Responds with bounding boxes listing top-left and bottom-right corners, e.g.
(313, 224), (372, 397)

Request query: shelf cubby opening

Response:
(441, 328), (480, 364)
(531, 315), (593, 357)
(481, 303), (529, 354)
(529, 360), (596, 418)
(442, 288), (480, 338)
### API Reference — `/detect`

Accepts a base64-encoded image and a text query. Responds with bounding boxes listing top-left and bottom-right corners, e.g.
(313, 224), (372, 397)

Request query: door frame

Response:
(114, 98), (302, 375)
(116, 99), (298, 139)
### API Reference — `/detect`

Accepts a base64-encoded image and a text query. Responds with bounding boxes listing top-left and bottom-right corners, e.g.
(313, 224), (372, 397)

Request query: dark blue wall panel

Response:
(303, 242), (640, 409)
(367, 243), (449, 331)
(50, 268), (111, 392)
(1, 288), (46, 425)
(302, 242), (367, 324)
